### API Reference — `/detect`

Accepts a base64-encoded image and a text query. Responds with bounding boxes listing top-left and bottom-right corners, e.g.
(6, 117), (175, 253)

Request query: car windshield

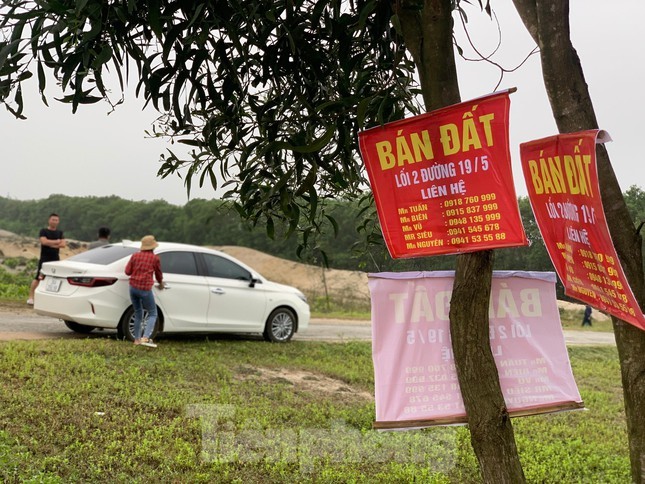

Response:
(68, 245), (138, 265)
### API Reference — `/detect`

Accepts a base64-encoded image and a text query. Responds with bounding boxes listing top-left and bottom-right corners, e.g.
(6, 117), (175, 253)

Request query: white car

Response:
(34, 241), (310, 342)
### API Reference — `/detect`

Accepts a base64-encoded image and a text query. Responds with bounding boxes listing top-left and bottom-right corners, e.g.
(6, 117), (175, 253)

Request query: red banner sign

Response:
(358, 91), (527, 258)
(520, 130), (645, 330)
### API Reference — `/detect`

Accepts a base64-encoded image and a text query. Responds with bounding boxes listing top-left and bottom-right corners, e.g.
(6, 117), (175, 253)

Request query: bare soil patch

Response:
(236, 365), (373, 403)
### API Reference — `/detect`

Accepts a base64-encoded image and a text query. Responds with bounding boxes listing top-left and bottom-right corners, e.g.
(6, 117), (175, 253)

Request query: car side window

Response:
(202, 253), (251, 281)
(158, 251), (199, 276)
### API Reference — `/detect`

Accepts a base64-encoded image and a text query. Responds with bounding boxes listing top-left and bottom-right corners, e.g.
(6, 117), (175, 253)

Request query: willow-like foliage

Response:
(0, 0), (425, 253)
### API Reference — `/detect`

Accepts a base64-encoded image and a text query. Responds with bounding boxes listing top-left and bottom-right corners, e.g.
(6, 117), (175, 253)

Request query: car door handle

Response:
(211, 288), (225, 295)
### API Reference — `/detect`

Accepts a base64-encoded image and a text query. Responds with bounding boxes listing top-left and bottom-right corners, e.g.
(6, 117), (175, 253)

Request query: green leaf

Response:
(324, 213), (339, 237)
(0, 40), (20, 73)
(9, 16), (25, 43)
(294, 166), (317, 196)
(13, 85), (24, 118)
(77, 95), (103, 104)
(162, 24), (180, 62)
(16, 71), (32, 82)
(273, 126), (335, 154)
(37, 60), (46, 93)
(358, 0), (376, 30)
(186, 4), (205, 29)
(148, 0), (162, 38)
(75, 0), (90, 14)
(82, 18), (103, 43)
(316, 249), (330, 268)
(266, 216), (275, 239)
(357, 95), (374, 130)
(172, 71), (188, 126)
(94, 44), (112, 66)
(309, 189), (318, 222)
(177, 139), (203, 147)
(389, 14), (402, 36)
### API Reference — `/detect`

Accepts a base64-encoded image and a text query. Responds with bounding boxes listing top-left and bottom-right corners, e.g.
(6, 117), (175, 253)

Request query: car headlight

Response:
(296, 291), (308, 304)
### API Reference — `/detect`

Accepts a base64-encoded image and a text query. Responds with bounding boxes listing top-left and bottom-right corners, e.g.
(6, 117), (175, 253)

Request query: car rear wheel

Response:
(117, 306), (160, 342)
(64, 320), (96, 334)
(263, 308), (296, 342)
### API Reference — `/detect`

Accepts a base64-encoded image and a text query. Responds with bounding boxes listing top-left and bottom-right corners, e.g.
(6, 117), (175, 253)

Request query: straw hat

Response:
(140, 235), (158, 251)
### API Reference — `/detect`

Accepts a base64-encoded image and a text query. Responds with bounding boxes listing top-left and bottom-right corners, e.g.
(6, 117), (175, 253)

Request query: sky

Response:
(1, 0), (643, 207)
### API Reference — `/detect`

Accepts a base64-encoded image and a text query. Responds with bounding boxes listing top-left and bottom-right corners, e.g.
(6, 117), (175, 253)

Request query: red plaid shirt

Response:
(125, 250), (163, 290)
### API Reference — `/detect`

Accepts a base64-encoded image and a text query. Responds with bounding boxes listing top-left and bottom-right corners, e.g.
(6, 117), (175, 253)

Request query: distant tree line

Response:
(1, 187), (643, 293)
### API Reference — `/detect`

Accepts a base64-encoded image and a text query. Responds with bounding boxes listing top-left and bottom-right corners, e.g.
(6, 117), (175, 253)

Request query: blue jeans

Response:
(129, 286), (157, 340)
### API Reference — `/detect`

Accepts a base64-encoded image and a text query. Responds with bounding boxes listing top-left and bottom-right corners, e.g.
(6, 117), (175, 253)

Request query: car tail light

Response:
(67, 277), (118, 288)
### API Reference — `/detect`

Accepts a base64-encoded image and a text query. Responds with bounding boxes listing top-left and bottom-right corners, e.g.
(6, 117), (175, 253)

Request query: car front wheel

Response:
(64, 320), (96, 334)
(117, 306), (160, 342)
(263, 308), (296, 343)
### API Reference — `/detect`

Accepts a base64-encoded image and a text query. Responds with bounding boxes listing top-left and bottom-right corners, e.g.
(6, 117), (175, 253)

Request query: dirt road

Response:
(0, 304), (615, 345)
(0, 304), (373, 342)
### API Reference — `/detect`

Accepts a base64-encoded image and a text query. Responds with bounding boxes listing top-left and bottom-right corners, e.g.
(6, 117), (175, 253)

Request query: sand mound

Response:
(0, 230), (84, 259)
(213, 245), (370, 305)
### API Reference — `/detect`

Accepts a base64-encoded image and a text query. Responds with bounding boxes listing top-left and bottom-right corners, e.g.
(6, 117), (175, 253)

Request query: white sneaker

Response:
(141, 339), (157, 348)
(26, 298), (34, 306)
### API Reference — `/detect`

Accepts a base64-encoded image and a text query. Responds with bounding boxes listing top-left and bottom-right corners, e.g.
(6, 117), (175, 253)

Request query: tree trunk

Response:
(513, 1), (645, 481)
(397, 1), (526, 481)
(450, 251), (527, 483)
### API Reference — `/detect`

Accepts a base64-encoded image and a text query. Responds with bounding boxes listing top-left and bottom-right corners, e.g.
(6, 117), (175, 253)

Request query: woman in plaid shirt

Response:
(125, 235), (165, 347)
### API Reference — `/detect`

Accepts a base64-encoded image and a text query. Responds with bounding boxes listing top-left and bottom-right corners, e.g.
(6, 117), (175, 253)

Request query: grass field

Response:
(0, 337), (629, 483)
(0, 260), (627, 481)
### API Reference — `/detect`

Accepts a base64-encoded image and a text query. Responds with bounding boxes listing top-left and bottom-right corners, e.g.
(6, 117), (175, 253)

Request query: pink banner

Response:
(369, 271), (583, 429)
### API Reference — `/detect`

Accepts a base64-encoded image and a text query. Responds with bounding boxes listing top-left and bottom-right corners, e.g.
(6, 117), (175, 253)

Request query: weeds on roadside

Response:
(0, 261), (33, 300)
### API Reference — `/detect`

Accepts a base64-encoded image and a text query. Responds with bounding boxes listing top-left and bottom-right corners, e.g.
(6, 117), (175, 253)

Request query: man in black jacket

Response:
(27, 213), (66, 305)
